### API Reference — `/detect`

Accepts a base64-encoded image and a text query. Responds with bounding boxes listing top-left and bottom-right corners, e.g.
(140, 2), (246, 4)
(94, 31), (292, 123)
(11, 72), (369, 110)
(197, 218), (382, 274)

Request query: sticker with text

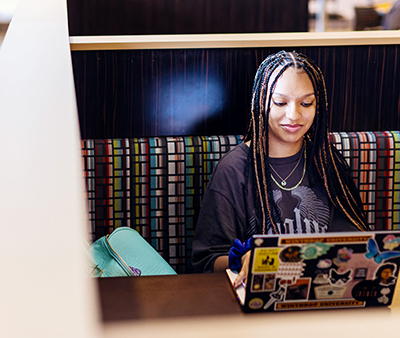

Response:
(252, 248), (281, 273)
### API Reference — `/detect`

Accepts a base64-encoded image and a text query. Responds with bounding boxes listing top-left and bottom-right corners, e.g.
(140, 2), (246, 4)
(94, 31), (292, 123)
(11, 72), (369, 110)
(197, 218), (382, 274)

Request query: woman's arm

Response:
(233, 251), (251, 288)
(192, 187), (239, 272)
(213, 255), (229, 272)
(192, 143), (252, 272)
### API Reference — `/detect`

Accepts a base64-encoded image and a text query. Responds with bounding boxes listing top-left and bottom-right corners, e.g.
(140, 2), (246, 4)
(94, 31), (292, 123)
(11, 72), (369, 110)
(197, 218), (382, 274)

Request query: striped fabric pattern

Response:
(329, 131), (400, 231)
(82, 135), (242, 273)
(82, 131), (400, 273)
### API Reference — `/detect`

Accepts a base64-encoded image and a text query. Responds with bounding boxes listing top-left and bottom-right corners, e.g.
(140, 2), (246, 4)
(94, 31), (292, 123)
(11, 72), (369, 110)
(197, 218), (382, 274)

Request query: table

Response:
(98, 272), (242, 321)
(99, 272), (400, 338)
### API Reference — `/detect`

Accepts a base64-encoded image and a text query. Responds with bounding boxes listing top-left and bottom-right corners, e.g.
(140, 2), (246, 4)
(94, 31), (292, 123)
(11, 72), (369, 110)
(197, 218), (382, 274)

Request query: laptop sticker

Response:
(251, 273), (277, 293)
(314, 284), (347, 299)
(365, 238), (400, 264)
(279, 246), (302, 263)
(374, 263), (397, 286)
(383, 235), (400, 251)
(263, 286), (286, 310)
(252, 247), (281, 273)
(317, 259), (332, 269)
(251, 274), (264, 292)
(248, 298), (264, 310)
(284, 278), (311, 301)
(333, 246), (353, 272)
(277, 262), (305, 282)
(313, 274), (330, 285)
(300, 242), (332, 260)
(353, 267), (368, 279)
(329, 269), (352, 286)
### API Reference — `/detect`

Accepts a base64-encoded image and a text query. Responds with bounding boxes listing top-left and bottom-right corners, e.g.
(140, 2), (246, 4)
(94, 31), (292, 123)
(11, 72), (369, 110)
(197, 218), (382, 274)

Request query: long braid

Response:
(249, 59), (284, 233)
(244, 51), (369, 234)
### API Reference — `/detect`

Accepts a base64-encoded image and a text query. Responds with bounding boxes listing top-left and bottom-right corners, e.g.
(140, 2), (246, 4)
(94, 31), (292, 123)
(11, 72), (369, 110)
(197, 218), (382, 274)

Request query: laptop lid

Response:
(228, 231), (400, 312)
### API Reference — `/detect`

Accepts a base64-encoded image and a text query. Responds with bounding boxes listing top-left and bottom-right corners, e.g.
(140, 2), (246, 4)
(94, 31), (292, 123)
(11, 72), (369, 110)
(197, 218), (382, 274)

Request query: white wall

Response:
(0, 0), (101, 337)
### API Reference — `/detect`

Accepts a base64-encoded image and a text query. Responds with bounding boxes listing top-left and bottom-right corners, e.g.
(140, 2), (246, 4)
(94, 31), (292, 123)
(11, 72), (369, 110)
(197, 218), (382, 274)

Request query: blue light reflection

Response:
(157, 72), (225, 135)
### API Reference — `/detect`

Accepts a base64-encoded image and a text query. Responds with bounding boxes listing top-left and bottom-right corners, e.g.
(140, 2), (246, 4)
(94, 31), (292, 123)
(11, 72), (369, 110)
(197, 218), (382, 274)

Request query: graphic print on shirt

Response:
(272, 186), (330, 234)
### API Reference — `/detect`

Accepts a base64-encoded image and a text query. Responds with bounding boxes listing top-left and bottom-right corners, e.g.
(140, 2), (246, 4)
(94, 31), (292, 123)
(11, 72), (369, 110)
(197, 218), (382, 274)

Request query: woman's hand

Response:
(233, 251), (251, 288)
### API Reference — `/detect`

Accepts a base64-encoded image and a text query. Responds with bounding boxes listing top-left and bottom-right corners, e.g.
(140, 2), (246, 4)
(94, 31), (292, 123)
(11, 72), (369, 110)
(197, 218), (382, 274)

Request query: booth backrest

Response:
(82, 131), (400, 273)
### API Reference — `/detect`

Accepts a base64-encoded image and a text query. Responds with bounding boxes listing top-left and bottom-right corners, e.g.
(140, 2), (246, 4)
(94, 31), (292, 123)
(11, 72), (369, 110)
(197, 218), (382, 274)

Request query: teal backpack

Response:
(89, 227), (176, 277)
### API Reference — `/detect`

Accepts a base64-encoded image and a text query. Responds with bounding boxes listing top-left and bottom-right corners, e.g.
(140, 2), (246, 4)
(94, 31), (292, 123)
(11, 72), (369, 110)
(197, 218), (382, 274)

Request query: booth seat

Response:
(82, 131), (400, 274)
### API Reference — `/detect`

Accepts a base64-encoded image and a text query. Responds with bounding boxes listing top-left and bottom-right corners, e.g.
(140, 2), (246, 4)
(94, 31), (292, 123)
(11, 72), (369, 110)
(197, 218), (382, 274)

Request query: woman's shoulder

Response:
(208, 142), (250, 186)
(215, 142), (250, 171)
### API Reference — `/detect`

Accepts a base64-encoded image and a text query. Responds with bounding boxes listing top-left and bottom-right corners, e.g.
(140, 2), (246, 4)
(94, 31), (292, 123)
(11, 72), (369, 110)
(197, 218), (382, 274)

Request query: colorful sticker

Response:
(383, 235), (400, 251)
(300, 242), (332, 260)
(251, 274), (264, 292)
(248, 298), (264, 309)
(374, 263), (397, 286)
(333, 247), (353, 273)
(284, 278), (311, 301)
(264, 274), (277, 291)
(333, 247), (353, 269)
(252, 248), (281, 273)
(352, 267), (396, 306)
(251, 273), (277, 292)
(365, 238), (400, 264)
(279, 246), (302, 263)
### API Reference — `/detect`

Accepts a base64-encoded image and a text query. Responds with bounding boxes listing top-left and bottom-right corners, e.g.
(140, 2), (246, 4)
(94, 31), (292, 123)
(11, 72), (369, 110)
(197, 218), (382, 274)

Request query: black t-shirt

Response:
(268, 147), (330, 234)
(192, 142), (359, 273)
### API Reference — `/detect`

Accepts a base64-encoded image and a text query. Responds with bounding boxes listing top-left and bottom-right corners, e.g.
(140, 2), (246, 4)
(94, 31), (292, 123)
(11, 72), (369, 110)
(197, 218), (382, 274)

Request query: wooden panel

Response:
(72, 45), (400, 139)
(67, 0), (308, 36)
(69, 31), (400, 51)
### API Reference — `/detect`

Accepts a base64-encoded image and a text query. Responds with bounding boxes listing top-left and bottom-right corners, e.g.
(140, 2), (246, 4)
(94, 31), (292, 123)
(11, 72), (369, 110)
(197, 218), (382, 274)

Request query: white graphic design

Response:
(273, 186), (330, 233)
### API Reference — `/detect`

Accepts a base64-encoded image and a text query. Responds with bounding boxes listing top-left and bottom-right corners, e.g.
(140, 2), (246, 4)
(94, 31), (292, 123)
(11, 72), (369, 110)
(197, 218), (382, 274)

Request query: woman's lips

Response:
(281, 124), (302, 133)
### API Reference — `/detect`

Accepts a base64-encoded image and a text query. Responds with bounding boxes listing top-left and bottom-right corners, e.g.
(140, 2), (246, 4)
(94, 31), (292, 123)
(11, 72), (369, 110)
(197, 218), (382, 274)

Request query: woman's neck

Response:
(244, 140), (305, 158)
(269, 141), (304, 158)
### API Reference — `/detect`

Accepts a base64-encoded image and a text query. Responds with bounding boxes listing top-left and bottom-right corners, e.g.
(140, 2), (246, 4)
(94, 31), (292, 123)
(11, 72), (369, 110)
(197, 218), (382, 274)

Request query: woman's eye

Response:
(273, 101), (286, 107)
(301, 102), (313, 107)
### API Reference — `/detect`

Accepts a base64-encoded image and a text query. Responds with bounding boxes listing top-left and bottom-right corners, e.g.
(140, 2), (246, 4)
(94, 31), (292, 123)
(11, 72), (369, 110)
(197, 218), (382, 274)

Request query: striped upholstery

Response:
(329, 131), (400, 231)
(82, 131), (400, 273)
(82, 135), (242, 273)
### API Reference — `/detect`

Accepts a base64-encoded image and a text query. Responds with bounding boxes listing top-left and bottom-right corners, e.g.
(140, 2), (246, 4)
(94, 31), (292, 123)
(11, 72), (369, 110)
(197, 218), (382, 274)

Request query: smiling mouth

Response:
(281, 124), (302, 132)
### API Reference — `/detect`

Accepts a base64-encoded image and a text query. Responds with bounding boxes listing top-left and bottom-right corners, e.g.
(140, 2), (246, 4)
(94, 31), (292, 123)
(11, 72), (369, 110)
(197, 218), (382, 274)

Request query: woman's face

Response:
(267, 67), (316, 157)
(380, 268), (393, 281)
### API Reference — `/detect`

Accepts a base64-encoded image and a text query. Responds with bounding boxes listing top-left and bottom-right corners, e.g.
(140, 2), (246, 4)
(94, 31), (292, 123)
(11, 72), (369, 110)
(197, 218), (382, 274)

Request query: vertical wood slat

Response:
(67, 0), (309, 36)
(72, 45), (400, 139)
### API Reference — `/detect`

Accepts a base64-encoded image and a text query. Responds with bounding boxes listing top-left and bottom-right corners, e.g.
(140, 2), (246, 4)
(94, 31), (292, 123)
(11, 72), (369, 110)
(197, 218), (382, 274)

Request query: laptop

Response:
(227, 231), (400, 312)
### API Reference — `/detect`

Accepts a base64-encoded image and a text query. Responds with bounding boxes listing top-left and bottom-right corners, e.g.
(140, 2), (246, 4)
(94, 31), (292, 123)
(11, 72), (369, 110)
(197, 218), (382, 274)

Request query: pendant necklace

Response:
(270, 145), (306, 191)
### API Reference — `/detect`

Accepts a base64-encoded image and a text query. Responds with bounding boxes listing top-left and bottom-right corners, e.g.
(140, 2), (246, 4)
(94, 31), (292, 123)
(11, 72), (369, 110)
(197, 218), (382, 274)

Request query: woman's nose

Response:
(285, 103), (300, 120)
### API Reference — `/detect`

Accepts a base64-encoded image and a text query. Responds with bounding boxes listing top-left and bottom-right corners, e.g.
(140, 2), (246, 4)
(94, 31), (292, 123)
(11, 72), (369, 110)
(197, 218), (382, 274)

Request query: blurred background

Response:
(309, 0), (396, 31)
(1, 0), (398, 47)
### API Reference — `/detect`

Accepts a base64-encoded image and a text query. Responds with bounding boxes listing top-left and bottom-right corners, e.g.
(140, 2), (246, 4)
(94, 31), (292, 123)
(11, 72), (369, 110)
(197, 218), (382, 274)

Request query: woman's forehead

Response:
(270, 65), (306, 81)
(268, 67), (313, 94)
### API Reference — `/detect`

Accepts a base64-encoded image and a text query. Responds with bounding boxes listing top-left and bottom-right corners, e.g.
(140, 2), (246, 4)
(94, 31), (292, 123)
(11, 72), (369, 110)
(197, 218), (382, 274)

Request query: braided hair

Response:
(244, 50), (369, 234)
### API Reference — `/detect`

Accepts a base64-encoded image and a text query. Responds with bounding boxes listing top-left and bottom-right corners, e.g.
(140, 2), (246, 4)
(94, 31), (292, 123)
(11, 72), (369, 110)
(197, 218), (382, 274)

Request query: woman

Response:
(191, 51), (369, 286)
(374, 264), (396, 286)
